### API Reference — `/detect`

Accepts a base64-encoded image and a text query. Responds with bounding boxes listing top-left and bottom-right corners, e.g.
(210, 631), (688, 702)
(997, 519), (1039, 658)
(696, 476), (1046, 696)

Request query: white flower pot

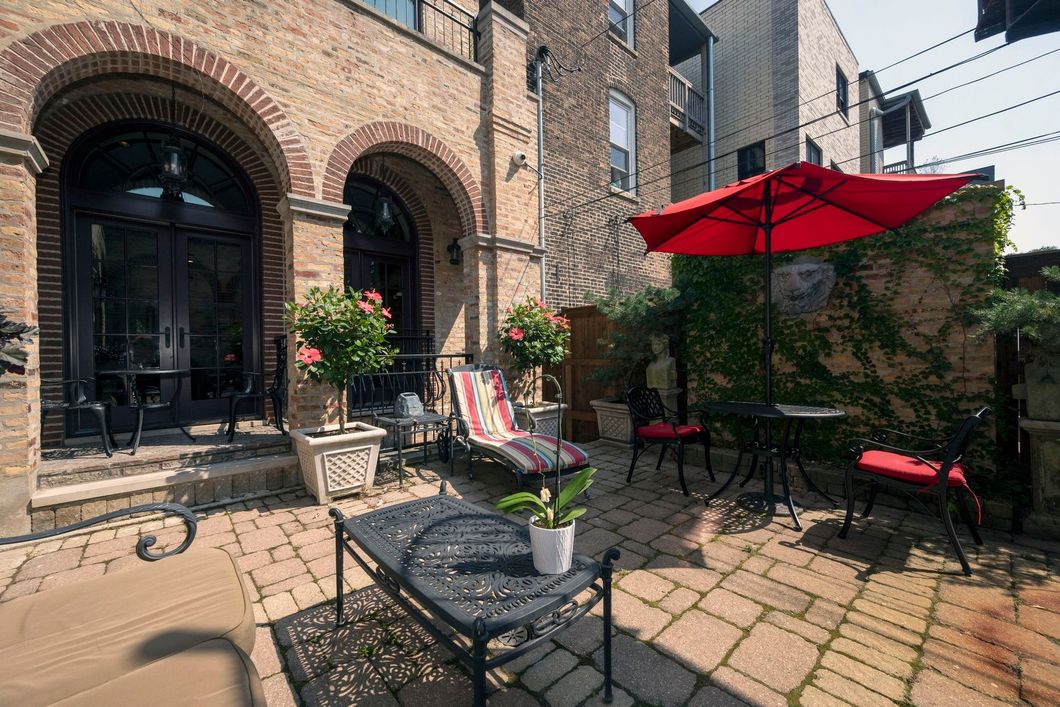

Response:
(290, 421), (387, 504)
(528, 517), (576, 574)
(514, 402), (568, 438)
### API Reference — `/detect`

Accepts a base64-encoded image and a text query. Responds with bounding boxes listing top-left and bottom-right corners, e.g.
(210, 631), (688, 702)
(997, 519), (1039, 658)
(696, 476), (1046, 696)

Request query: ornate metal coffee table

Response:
(330, 485), (620, 706)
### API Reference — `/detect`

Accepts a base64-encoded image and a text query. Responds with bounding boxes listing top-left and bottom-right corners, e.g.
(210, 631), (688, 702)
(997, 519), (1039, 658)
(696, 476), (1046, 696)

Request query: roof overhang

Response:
(975, 0), (1060, 43)
(860, 71), (932, 148)
(669, 0), (718, 65)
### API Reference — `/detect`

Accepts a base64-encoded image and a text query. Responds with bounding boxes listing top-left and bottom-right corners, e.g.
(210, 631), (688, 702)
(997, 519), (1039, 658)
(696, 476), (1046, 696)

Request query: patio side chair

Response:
(41, 378), (118, 457)
(445, 364), (591, 489)
(222, 340), (288, 442)
(838, 407), (992, 576)
(625, 386), (715, 496)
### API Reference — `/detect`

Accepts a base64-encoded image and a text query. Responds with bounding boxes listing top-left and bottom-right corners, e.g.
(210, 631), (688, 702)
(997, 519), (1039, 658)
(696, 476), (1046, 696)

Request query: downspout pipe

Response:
(706, 35), (716, 190)
(534, 46), (548, 303)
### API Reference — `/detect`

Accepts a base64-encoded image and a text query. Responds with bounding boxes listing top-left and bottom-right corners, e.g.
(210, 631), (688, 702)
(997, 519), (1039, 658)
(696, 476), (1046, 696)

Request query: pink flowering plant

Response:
(497, 297), (571, 400)
(285, 286), (396, 434)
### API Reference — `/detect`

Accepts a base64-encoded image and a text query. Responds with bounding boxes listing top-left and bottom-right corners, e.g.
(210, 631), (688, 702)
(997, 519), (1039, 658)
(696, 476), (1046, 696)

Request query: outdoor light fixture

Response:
(447, 238), (463, 266)
(158, 82), (188, 201)
(374, 195), (395, 232)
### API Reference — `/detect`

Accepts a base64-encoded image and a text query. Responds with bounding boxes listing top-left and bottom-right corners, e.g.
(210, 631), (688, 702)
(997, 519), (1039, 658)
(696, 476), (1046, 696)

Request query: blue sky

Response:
(690, 0), (1060, 252)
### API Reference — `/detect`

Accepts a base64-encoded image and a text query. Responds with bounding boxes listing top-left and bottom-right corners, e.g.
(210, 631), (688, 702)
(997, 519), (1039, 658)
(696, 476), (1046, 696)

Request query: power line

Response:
(548, 36), (1008, 213)
(567, 87), (1060, 211)
(1025, 201), (1060, 206)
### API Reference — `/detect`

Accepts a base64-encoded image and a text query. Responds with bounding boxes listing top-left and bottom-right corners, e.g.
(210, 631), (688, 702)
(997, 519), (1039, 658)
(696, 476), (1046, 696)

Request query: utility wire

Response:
(548, 37), (1008, 212)
(567, 87), (1060, 211)
(1025, 201), (1060, 206)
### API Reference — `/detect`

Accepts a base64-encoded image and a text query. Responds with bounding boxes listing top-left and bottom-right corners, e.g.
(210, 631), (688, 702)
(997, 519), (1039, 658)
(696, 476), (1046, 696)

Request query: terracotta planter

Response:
(513, 402), (568, 438)
(589, 397), (633, 443)
(290, 421), (387, 503)
(528, 517), (575, 574)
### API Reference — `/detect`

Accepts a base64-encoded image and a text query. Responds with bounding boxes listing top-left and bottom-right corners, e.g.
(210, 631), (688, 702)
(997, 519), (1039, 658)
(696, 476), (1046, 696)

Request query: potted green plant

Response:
(975, 266), (1060, 421)
(497, 297), (571, 436)
(588, 287), (680, 443)
(286, 286), (397, 502)
(0, 310), (38, 378)
(496, 466), (596, 574)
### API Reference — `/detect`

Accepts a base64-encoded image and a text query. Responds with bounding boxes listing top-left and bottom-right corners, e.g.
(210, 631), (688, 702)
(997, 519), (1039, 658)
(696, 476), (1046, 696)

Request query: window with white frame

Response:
(805, 137), (823, 166)
(836, 65), (849, 117)
(609, 91), (636, 192)
(608, 0), (634, 46)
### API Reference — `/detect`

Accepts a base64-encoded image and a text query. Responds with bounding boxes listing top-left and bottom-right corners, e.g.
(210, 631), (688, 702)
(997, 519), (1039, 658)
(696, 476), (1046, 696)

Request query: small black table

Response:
(331, 487), (620, 707)
(105, 368), (194, 453)
(700, 401), (845, 530)
(372, 411), (449, 486)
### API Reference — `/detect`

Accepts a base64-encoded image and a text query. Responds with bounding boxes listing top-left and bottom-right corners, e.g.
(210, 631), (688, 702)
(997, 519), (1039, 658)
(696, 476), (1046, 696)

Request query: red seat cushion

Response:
(636, 423), (704, 440)
(856, 450), (969, 487)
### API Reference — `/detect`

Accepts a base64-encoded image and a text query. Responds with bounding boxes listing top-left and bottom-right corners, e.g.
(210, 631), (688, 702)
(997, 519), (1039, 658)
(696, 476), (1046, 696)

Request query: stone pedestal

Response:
(1021, 418), (1060, 539)
(657, 387), (682, 417)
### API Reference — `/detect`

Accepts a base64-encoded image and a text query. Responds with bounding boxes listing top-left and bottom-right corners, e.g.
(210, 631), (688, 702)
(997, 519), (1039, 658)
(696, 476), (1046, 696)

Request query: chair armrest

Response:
(870, 427), (949, 447)
(0, 503), (197, 561)
(849, 437), (945, 458)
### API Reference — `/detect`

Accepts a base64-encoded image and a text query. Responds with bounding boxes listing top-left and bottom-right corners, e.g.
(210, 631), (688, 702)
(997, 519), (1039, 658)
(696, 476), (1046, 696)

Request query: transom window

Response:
(76, 129), (252, 214)
(737, 141), (766, 180)
(836, 65), (849, 117)
(608, 0), (634, 46)
(343, 180), (413, 243)
(609, 90), (637, 193)
(805, 137), (823, 166)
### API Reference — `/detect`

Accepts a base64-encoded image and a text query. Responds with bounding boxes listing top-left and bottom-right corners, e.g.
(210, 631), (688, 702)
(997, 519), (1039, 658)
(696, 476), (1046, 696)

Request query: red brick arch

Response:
(322, 122), (485, 236)
(0, 20), (314, 196)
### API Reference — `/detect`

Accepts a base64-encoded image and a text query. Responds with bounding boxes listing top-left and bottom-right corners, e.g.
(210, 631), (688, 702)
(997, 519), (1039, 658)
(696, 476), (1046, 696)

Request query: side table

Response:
(331, 485), (620, 706)
(372, 411), (449, 486)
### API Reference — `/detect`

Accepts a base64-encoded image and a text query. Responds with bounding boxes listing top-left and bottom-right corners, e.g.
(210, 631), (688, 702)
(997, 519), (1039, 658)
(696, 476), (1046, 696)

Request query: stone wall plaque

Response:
(772, 258), (836, 314)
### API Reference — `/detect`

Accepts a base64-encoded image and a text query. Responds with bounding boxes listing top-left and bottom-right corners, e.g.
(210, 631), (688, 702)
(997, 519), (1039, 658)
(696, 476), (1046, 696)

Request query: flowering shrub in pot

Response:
(498, 297), (571, 433)
(285, 286), (397, 502)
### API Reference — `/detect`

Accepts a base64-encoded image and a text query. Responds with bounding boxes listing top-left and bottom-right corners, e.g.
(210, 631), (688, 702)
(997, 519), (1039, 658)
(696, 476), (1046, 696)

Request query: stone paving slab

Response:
(2, 440), (1059, 706)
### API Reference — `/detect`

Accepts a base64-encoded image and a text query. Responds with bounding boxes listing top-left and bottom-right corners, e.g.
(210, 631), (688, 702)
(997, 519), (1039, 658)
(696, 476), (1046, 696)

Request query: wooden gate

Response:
(545, 305), (619, 442)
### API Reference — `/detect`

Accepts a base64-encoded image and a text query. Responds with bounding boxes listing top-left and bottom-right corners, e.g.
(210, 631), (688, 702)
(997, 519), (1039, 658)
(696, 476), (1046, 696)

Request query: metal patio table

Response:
(701, 401), (845, 530)
(331, 485), (620, 707)
(103, 368), (195, 453)
(372, 411), (449, 487)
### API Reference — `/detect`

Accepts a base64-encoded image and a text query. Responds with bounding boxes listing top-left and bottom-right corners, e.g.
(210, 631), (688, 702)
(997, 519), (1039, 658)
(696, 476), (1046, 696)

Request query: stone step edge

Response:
(31, 453), (299, 509)
(40, 439), (293, 478)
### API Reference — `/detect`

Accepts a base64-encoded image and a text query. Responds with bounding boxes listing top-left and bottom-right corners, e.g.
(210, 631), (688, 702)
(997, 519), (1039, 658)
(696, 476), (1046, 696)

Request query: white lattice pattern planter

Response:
(513, 403), (568, 438)
(290, 422), (387, 503)
(589, 397), (633, 443)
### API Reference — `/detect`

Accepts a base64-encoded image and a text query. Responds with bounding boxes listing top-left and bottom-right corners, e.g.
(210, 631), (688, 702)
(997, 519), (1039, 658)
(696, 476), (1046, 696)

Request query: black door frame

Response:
(60, 120), (262, 437)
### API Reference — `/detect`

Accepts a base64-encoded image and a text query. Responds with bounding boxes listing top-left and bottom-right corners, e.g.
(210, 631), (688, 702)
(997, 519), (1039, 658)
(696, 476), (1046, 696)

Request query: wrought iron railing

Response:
(669, 67), (705, 137)
(359, 0), (479, 62)
(390, 329), (435, 355)
(349, 352), (473, 417)
(883, 161), (915, 174)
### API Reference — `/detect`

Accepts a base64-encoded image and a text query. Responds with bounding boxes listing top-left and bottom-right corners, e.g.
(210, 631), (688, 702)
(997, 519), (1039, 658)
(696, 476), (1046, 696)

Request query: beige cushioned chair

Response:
(0, 513), (263, 707)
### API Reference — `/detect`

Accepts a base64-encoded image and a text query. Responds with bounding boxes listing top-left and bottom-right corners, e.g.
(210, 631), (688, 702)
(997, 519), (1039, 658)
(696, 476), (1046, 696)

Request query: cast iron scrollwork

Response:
(531, 599), (580, 637)
(495, 626), (529, 647)
(0, 502), (197, 561)
(376, 566), (402, 595)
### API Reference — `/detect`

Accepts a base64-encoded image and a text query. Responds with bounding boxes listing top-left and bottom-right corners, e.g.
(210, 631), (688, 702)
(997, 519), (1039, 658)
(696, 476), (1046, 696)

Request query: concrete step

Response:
(30, 453), (302, 530)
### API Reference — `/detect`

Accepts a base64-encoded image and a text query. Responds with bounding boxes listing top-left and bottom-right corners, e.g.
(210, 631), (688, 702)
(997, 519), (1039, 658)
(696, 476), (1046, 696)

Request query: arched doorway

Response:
(343, 175), (420, 341)
(62, 120), (260, 434)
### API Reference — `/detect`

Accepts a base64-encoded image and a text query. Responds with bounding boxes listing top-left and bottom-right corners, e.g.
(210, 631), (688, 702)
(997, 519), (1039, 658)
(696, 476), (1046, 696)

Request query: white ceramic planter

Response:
(514, 402), (568, 438)
(528, 517), (576, 574)
(290, 421), (387, 504)
(589, 397), (633, 444)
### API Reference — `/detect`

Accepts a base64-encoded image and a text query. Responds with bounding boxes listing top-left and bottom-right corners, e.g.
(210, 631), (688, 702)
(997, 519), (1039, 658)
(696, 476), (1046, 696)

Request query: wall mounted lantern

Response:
(447, 238), (463, 266)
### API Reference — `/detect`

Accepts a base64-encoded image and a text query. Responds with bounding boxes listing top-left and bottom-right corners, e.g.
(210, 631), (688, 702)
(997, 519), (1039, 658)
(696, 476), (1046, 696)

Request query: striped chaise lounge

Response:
(446, 364), (590, 487)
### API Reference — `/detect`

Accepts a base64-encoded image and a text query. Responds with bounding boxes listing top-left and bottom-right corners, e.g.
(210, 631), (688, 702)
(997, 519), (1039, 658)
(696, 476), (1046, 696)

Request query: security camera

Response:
(511, 151), (528, 167)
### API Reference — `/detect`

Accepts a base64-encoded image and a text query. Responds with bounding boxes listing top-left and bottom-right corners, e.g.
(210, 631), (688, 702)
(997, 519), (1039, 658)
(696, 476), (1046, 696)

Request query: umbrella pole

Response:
(763, 191), (776, 511)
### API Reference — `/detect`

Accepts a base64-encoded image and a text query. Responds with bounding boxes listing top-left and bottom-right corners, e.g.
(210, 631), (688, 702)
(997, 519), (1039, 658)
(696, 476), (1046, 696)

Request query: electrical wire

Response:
(1025, 201), (1060, 206)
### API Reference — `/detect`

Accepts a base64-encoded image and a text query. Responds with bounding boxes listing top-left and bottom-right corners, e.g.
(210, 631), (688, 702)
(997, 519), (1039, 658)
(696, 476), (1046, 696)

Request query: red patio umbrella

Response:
(629, 161), (976, 406)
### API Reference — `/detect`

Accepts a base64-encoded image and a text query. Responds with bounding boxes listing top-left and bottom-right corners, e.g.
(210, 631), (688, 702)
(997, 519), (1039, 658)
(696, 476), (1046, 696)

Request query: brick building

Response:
(0, 0), (718, 531)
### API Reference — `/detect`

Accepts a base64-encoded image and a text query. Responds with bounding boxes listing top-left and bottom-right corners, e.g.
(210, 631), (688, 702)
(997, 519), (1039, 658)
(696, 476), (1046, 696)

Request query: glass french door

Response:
(345, 252), (414, 333)
(73, 217), (254, 433)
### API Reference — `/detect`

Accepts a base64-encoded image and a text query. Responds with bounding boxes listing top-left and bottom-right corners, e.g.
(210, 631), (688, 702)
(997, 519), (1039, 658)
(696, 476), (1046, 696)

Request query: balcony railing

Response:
(669, 67), (705, 138)
(361, 0), (478, 62)
(883, 161), (916, 174)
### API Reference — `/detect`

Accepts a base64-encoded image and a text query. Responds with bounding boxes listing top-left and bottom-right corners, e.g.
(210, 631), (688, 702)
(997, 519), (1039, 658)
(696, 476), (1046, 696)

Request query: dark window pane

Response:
(127, 300), (159, 334)
(217, 271), (242, 304)
(126, 231), (157, 268)
(129, 335), (161, 367)
(190, 336), (217, 368)
(93, 335), (127, 371)
(94, 299), (126, 335)
(189, 300), (217, 334)
(217, 244), (241, 272)
(737, 142), (766, 180)
(127, 265), (159, 300)
(191, 370), (219, 401)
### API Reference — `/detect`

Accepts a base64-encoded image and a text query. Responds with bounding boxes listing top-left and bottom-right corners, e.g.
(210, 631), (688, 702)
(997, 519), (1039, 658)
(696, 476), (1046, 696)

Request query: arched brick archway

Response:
(33, 85), (288, 444)
(0, 20), (314, 196)
(323, 122), (485, 236)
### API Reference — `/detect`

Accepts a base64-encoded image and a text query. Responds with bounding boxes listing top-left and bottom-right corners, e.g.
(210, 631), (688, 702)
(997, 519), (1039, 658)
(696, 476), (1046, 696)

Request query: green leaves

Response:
(495, 467), (596, 529)
(497, 297), (571, 373)
(975, 266), (1060, 351)
(0, 310), (37, 378)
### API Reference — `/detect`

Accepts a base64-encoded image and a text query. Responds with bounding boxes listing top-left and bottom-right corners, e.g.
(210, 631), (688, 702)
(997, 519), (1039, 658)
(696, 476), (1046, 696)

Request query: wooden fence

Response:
(545, 305), (618, 442)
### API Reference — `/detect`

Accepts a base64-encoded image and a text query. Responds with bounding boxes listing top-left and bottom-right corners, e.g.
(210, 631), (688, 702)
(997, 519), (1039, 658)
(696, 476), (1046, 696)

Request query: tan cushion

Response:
(52, 639), (265, 707)
(0, 548), (255, 706)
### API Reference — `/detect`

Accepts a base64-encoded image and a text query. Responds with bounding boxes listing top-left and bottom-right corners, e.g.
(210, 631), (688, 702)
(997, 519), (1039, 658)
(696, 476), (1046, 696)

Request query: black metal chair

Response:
(839, 407), (992, 576)
(41, 378), (117, 457)
(222, 338), (287, 442)
(625, 386), (714, 496)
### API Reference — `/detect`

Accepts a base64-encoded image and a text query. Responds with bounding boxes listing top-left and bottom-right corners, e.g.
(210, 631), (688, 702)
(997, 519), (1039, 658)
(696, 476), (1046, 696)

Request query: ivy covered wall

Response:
(674, 185), (1016, 479)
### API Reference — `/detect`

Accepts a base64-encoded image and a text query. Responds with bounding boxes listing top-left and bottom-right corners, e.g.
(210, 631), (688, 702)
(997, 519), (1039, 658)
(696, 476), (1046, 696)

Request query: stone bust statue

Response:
(645, 335), (677, 390)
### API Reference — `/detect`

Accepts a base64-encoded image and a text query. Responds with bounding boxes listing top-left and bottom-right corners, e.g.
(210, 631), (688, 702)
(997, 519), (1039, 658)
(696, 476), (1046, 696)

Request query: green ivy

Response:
(673, 185), (1020, 500)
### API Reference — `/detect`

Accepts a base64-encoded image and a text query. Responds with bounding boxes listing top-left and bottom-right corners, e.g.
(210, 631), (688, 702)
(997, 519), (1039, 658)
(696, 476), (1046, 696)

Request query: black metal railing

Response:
(349, 352), (473, 417)
(360, 0), (479, 62)
(390, 329), (435, 356)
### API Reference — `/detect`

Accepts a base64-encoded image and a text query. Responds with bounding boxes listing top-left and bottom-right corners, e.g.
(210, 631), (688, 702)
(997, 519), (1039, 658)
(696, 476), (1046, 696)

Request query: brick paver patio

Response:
(2, 441), (1057, 706)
